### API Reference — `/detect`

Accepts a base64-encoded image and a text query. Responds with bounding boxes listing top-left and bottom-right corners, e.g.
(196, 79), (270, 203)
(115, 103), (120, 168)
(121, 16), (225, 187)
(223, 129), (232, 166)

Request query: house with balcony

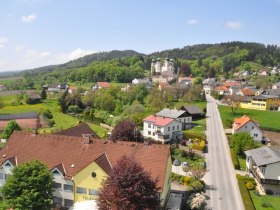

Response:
(232, 115), (264, 142)
(0, 131), (171, 208)
(155, 108), (192, 129)
(143, 115), (183, 143)
(239, 95), (280, 110)
(245, 146), (280, 195)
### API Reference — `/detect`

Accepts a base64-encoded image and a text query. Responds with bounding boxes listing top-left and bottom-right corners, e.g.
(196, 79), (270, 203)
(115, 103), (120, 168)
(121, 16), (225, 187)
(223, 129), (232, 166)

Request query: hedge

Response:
(183, 131), (205, 140)
(192, 140), (206, 151)
(230, 148), (240, 169)
(236, 174), (256, 210)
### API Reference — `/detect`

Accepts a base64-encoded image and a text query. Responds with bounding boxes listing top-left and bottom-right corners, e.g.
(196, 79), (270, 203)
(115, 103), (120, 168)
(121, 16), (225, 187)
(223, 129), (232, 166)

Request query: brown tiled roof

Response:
(233, 115), (260, 131)
(54, 123), (100, 139)
(1, 132), (170, 191)
(240, 88), (255, 96)
(95, 153), (113, 175)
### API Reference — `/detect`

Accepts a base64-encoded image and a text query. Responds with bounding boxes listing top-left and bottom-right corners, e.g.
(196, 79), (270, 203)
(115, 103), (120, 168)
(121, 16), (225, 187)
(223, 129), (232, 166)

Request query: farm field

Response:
(218, 105), (280, 132)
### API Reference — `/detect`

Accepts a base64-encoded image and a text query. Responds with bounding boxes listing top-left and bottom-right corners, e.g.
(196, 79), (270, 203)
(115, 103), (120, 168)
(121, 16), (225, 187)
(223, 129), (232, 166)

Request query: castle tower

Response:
(155, 58), (161, 73)
(151, 59), (156, 75)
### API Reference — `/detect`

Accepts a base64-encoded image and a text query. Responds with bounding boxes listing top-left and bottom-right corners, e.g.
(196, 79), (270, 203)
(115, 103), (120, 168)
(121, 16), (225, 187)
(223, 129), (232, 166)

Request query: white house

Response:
(245, 146), (280, 195)
(232, 115), (264, 142)
(156, 108), (192, 129)
(272, 81), (280, 90)
(143, 115), (183, 143)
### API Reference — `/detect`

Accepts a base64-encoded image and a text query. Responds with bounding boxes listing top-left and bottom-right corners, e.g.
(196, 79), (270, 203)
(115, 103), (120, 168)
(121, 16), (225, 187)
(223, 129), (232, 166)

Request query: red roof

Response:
(97, 82), (110, 88)
(68, 86), (77, 91)
(215, 86), (229, 91)
(240, 88), (255, 96)
(223, 81), (241, 88)
(144, 115), (174, 126)
(2, 131), (170, 191)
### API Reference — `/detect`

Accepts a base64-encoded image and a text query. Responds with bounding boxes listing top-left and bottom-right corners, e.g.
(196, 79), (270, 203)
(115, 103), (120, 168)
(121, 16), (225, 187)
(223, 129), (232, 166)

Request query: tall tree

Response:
(231, 132), (260, 155)
(1, 160), (53, 210)
(40, 88), (47, 100)
(110, 119), (142, 142)
(180, 63), (192, 76)
(97, 155), (160, 210)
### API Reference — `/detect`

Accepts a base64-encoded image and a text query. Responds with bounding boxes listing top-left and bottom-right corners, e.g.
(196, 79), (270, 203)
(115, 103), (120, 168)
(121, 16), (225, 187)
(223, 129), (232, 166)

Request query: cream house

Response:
(245, 147), (280, 195)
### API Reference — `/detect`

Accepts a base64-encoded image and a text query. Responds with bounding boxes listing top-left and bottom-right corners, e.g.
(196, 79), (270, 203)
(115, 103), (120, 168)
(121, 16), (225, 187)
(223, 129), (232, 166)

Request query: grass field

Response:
(238, 156), (246, 171)
(88, 123), (107, 138)
(218, 105), (280, 131)
(250, 191), (280, 210)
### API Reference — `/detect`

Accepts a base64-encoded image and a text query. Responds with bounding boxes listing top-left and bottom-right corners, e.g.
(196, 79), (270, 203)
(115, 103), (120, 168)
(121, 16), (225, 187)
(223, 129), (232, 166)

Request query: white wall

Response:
(264, 162), (280, 180)
(234, 121), (263, 141)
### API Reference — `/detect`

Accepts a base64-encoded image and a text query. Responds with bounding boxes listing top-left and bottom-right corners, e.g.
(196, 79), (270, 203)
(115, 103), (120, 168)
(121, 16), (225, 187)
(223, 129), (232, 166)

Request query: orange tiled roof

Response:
(215, 86), (229, 91)
(240, 88), (255, 96)
(223, 81), (241, 88)
(1, 131), (170, 191)
(68, 86), (77, 91)
(97, 82), (110, 88)
(233, 115), (259, 131)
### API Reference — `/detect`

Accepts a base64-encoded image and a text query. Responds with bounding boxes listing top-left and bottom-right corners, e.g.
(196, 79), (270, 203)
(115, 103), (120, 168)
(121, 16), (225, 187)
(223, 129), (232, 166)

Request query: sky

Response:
(1, 0), (280, 72)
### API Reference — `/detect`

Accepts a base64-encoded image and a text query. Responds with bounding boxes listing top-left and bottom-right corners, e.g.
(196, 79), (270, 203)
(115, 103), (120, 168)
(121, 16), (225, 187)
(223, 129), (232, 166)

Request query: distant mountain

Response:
(19, 50), (145, 75)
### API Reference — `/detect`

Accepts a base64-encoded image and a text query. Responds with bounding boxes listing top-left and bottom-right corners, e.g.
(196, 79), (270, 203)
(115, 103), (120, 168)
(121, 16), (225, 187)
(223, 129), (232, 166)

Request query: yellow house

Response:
(0, 131), (171, 209)
(240, 95), (280, 110)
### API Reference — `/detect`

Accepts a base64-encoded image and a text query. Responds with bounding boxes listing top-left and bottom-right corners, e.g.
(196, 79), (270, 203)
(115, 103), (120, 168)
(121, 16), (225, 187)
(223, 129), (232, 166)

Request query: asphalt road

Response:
(204, 95), (244, 210)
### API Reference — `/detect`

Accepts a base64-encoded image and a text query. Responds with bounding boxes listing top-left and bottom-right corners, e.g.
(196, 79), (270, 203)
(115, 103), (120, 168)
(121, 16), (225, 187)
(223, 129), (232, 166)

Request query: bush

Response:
(190, 180), (204, 192)
(180, 139), (187, 146)
(236, 174), (256, 210)
(261, 200), (272, 208)
(192, 140), (206, 151)
(42, 110), (53, 119)
(183, 131), (205, 140)
(47, 119), (55, 127)
(246, 182), (255, 190)
(1, 120), (21, 139)
(230, 148), (240, 169)
(68, 105), (82, 114)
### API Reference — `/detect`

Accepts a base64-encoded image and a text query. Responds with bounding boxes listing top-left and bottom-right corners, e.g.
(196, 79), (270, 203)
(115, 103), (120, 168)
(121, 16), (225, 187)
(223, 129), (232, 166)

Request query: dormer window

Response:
(4, 162), (12, 167)
(52, 169), (61, 175)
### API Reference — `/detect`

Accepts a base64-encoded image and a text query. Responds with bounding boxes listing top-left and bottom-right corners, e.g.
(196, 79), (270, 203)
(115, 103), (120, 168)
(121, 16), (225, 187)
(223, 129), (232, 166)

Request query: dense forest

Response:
(3, 42), (280, 89)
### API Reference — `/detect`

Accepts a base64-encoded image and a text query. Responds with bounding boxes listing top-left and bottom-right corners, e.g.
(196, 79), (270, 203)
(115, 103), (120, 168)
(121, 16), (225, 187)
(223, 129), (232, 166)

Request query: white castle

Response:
(151, 57), (175, 75)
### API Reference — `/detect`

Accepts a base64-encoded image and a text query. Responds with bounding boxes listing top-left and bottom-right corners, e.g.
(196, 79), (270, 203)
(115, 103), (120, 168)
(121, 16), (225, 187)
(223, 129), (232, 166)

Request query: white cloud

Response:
(15, 44), (26, 52)
(226, 21), (242, 29)
(0, 37), (8, 48)
(21, 13), (37, 22)
(57, 48), (96, 63)
(187, 19), (199, 25)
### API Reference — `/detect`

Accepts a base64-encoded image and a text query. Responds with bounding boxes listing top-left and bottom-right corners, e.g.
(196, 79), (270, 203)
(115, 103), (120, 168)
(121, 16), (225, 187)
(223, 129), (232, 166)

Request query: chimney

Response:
(32, 128), (38, 136)
(84, 135), (93, 144)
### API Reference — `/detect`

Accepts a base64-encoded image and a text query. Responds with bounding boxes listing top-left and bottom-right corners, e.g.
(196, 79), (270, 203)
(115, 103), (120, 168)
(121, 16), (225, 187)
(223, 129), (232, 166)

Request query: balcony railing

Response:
(251, 167), (280, 185)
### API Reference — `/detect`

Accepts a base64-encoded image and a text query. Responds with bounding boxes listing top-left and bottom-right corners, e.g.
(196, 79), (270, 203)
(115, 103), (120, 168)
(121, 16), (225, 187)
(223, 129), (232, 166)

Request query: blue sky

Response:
(0, 0), (280, 71)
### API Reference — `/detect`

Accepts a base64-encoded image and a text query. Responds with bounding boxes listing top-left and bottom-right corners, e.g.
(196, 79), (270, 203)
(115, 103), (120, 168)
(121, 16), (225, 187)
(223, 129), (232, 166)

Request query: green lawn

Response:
(218, 105), (280, 131)
(238, 156), (247, 171)
(250, 191), (280, 210)
(88, 123), (107, 138)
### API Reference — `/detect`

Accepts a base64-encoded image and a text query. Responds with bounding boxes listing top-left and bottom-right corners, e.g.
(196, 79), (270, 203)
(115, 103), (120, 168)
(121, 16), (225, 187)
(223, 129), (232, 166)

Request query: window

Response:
(53, 197), (62, 206)
(252, 126), (254, 129)
(89, 189), (99, 195)
(76, 187), (87, 194)
(4, 162), (12, 167)
(52, 169), (61, 176)
(148, 131), (151, 135)
(177, 125), (179, 130)
(148, 123), (151, 128)
(168, 127), (170, 131)
(53, 182), (62, 190)
(254, 134), (258, 137)
(173, 126), (175, 131)
(153, 132), (155, 136)
(64, 199), (74, 207)
(64, 184), (73, 192)
(0, 173), (4, 179)
(245, 126), (247, 129)
(5, 174), (11, 180)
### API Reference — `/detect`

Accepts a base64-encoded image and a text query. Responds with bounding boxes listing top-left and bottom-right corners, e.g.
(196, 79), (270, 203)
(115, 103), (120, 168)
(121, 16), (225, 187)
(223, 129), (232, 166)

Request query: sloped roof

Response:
(1, 131), (170, 191)
(0, 112), (38, 120)
(161, 70), (175, 77)
(262, 89), (280, 96)
(144, 115), (175, 127)
(245, 146), (280, 166)
(240, 88), (255, 96)
(95, 153), (113, 175)
(156, 108), (186, 119)
(252, 95), (279, 100)
(215, 86), (229, 91)
(233, 115), (259, 131)
(97, 82), (110, 88)
(55, 123), (100, 139)
(180, 106), (203, 115)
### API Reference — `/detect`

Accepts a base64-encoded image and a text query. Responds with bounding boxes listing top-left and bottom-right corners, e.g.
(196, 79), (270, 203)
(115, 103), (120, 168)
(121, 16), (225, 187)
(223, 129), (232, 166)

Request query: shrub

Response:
(183, 131), (205, 140)
(236, 175), (256, 210)
(42, 110), (53, 119)
(192, 140), (206, 151)
(1, 120), (21, 139)
(68, 105), (82, 114)
(265, 189), (274, 195)
(191, 180), (204, 192)
(183, 176), (192, 185)
(47, 119), (55, 127)
(261, 200), (272, 208)
(246, 182), (255, 190)
(180, 139), (187, 146)
(230, 148), (240, 169)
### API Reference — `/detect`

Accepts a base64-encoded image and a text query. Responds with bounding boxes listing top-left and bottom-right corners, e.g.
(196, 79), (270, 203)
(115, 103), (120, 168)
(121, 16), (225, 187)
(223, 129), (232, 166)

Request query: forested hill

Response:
(19, 50), (145, 75)
(6, 42), (280, 90)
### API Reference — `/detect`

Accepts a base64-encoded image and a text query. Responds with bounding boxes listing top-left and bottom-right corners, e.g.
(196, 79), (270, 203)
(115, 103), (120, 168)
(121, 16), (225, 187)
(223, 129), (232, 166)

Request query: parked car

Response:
(173, 159), (181, 166)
